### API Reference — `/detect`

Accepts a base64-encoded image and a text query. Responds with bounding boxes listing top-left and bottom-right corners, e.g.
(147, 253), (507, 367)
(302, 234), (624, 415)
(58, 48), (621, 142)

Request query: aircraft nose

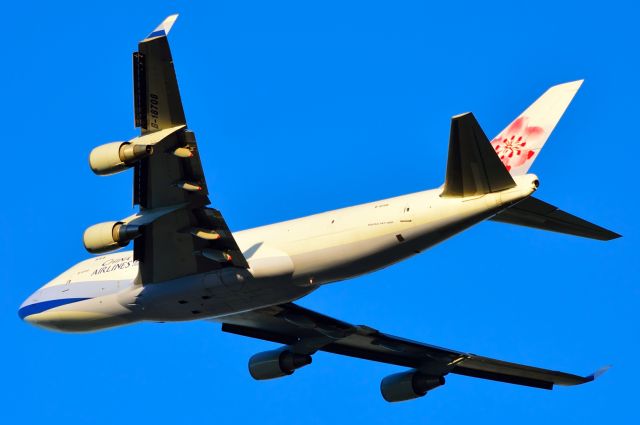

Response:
(21, 313), (37, 325)
(18, 296), (59, 330)
(18, 291), (58, 329)
(17, 292), (111, 332)
(18, 294), (39, 323)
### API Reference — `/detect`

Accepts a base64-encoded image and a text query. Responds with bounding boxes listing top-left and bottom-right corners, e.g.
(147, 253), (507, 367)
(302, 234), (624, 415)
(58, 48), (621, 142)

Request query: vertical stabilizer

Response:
(442, 113), (516, 197)
(491, 80), (583, 175)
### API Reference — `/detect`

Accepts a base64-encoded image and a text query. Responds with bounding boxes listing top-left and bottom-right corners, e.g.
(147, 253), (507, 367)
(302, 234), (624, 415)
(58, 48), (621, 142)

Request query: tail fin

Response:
(491, 196), (621, 241)
(442, 112), (516, 197)
(491, 80), (583, 175)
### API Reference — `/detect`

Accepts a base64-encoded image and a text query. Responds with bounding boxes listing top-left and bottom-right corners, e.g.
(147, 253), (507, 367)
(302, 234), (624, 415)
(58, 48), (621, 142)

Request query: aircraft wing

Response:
(129, 15), (248, 283)
(221, 303), (605, 389)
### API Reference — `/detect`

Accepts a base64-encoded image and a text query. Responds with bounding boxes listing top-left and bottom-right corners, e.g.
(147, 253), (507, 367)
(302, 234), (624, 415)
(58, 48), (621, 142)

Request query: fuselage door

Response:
(400, 204), (414, 225)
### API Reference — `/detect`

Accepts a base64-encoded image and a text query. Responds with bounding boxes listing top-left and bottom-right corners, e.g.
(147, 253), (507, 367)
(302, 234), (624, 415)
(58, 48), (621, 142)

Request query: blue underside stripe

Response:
(18, 298), (91, 319)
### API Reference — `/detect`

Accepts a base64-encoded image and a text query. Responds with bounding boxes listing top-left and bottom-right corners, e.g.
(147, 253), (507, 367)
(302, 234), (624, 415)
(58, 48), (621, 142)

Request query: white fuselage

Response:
(19, 175), (538, 332)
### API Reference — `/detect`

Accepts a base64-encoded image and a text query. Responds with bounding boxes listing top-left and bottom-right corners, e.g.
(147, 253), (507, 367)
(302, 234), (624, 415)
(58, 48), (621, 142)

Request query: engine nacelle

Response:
(380, 371), (445, 403)
(89, 142), (152, 176)
(83, 221), (142, 254)
(248, 348), (312, 380)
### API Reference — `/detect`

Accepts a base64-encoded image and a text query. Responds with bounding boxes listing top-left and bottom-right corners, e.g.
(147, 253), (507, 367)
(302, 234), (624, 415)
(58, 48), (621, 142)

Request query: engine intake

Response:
(380, 371), (445, 403)
(89, 142), (152, 176)
(248, 348), (312, 380)
(83, 221), (142, 254)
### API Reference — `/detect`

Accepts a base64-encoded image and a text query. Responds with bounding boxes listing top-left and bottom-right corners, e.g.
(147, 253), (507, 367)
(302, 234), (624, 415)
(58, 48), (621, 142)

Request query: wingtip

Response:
(588, 365), (611, 381)
(607, 231), (623, 241)
(163, 13), (179, 31)
(144, 14), (180, 40)
(597, 228), (622, 241)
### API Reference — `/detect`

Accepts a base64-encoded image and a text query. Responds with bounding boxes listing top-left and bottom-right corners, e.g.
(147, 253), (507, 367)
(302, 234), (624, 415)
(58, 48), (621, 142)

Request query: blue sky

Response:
(1, 1), (638, 423)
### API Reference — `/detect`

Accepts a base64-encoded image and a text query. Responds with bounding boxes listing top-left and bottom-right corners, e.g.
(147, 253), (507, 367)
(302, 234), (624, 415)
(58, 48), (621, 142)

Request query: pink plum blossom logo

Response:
(490, 117), (544, 171)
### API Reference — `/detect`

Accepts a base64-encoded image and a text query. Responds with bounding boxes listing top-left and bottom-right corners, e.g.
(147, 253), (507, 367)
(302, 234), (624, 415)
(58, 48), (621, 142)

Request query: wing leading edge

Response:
(221, 303), (605, 390)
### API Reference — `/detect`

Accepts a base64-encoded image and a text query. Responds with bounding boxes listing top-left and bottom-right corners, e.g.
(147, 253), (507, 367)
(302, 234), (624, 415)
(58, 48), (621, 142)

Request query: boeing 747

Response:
(19, 15), (619, 402)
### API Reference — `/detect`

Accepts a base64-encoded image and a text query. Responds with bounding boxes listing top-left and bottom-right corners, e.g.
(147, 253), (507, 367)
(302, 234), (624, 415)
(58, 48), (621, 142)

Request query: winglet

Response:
(587, 365), (611, 382)
(144, 14), (179, 41)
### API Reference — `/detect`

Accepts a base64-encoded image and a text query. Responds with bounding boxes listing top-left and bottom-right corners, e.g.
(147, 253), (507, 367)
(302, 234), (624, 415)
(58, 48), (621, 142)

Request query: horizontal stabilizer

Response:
(490, 196), (621, 241)
(442, 113), (516, 197)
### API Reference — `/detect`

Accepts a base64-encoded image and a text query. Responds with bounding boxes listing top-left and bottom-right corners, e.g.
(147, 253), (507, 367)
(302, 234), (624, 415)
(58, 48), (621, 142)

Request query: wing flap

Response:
(132, 204), (248, 283)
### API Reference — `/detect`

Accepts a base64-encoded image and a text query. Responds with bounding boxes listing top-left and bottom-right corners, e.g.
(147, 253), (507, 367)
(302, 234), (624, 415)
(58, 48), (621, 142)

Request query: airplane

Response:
(19, 14), (619, 402)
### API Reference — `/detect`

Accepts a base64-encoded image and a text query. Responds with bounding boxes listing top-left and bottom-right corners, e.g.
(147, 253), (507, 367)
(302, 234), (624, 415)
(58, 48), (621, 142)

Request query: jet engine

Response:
(248, 348), (312, 380)
(89, 141), (152, 176)
(83, 221), (142, 254)
(380, 371), (445, 403)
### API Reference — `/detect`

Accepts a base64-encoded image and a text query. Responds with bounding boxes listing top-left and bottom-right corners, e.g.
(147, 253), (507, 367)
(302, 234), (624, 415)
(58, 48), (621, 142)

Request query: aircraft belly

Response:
(137, 269), (315, 322)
